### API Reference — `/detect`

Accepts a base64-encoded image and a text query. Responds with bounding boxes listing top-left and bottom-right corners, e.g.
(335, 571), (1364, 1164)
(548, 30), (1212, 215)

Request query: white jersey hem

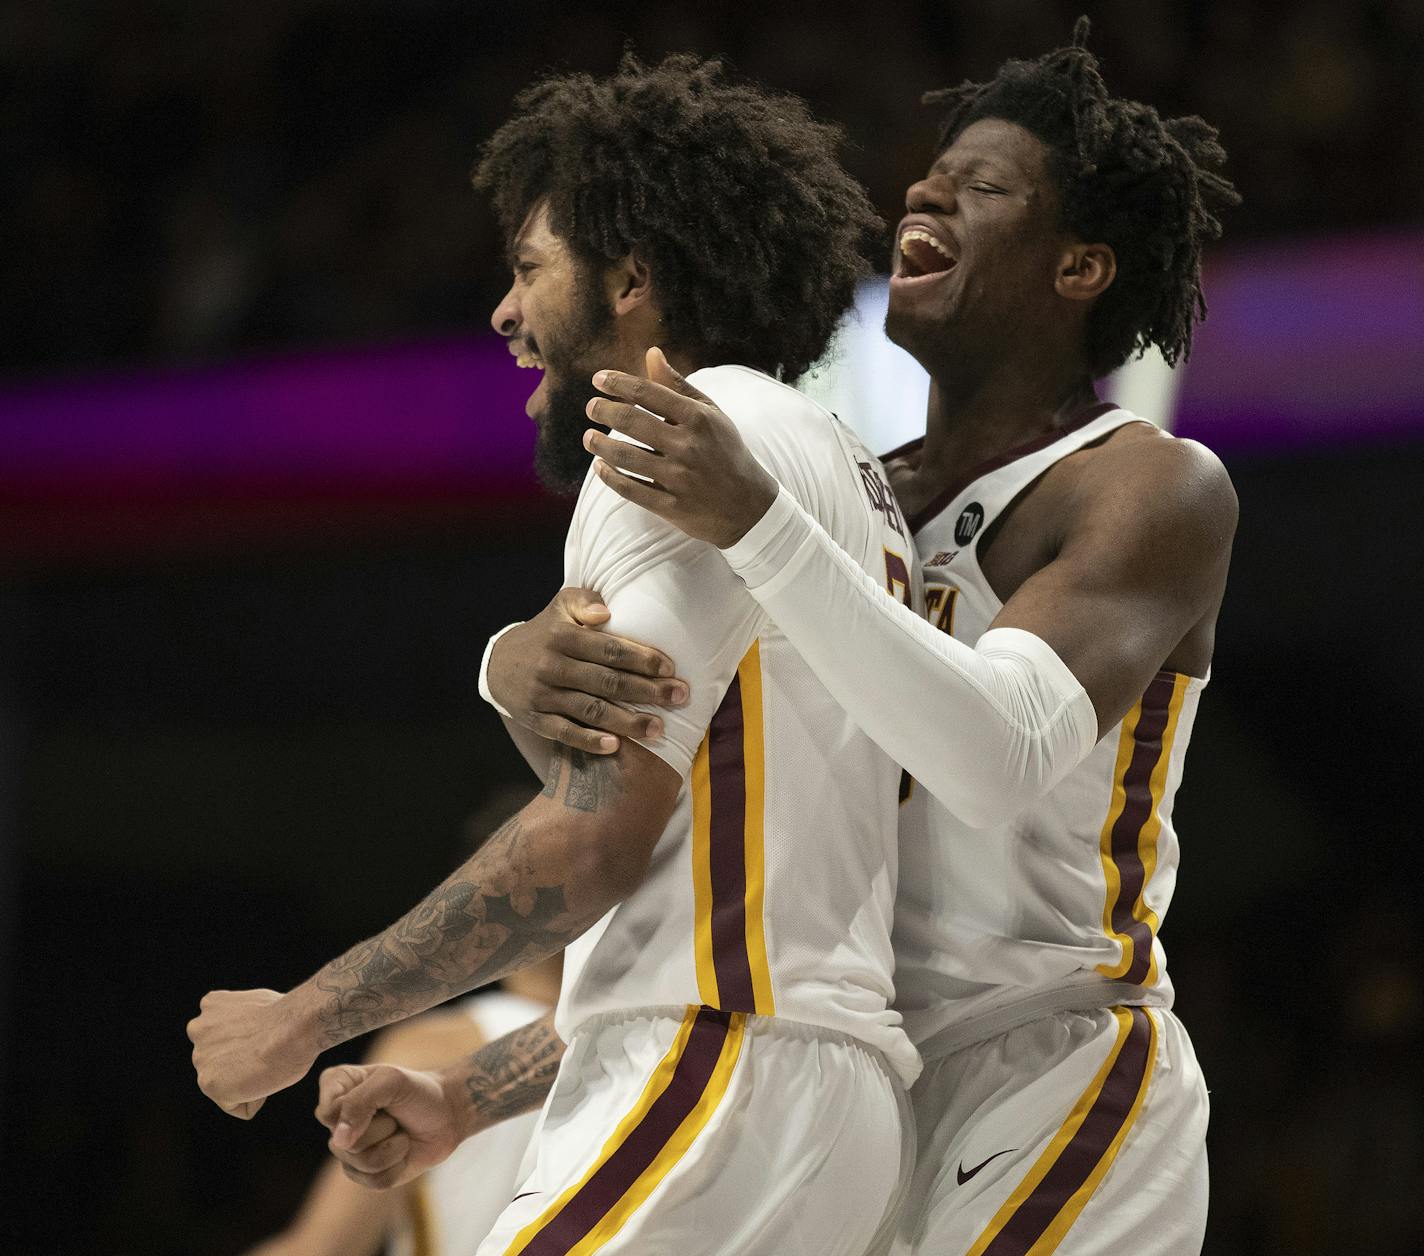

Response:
(915, 979), (1173, 1062)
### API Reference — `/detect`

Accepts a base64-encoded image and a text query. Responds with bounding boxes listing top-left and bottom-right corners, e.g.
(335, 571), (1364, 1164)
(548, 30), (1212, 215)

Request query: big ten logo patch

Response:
(859, 461), (907, 540)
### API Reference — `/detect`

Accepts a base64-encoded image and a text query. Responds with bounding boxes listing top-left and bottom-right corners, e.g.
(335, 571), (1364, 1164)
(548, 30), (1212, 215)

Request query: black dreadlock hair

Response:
(925, 17), (1240, 378)
(473, 53), (882, 383)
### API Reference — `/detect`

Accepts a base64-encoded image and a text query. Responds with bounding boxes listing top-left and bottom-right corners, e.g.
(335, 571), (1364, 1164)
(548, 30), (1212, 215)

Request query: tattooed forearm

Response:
(464, 1013), (565, 1128)
(303, 740), (647, 1052)
(310, 812), (582, 1047)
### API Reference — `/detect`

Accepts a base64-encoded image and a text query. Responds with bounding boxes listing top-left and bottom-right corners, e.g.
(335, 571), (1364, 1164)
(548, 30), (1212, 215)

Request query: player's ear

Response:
(1054, 242), (1116, 303)
(608, 249), (655, 317)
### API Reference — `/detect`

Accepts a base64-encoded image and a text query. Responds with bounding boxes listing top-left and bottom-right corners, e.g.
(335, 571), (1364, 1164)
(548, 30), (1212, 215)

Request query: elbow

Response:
(568, 823), (658, 905)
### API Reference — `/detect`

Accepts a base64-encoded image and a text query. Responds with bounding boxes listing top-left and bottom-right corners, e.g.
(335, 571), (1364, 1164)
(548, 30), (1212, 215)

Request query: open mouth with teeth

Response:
(512, 338), (550, 417)
(897, 227), (957, 280)
(514, 341), (547, 370)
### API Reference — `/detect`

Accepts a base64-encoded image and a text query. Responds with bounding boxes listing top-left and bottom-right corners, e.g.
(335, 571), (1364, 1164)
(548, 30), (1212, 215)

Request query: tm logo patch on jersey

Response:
(955, 502), (985, 545)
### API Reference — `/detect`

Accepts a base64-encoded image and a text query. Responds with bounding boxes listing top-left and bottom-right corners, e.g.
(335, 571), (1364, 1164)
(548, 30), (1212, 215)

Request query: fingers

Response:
(551, 586), (610, 627)
(349, 1111), (400, 1151)
(583, 428), (665, 483)
(645, 346), (711, 401)
(556, 658), (688, 712)
(525, 714), (620, 756)
(548, 621), (674, 679)
(221, 1097), (265, 1120)
(330, 1126), (411, 1176)
(529, 690), (663, 742)
(590, 365), (708, 425)
(317, 1065), (392, 1150)
(592, 458), (678, 518)
(585, 396), (675, 449)
(338, 1157), (411, 1192)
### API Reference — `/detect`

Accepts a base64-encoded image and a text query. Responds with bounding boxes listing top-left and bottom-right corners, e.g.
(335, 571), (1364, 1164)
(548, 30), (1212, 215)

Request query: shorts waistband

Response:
(918, 981), (1173, 1061)
(567, 1003), (904, 1087)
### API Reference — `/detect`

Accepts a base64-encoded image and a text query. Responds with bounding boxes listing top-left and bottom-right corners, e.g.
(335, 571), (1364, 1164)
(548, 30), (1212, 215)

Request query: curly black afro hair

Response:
(925, 17), (1240, 378)
(472, 52), (882, 383)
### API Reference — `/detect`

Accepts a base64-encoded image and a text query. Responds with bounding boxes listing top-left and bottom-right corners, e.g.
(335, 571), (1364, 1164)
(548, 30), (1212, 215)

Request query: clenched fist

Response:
(317, 1062), (468, 1189)
(187, 987), (317, 1118)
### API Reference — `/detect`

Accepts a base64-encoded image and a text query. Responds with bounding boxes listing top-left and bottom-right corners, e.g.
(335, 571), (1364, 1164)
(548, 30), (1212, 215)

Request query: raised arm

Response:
(583, 355), (1235, 828)
(188, 742), (677, 1117)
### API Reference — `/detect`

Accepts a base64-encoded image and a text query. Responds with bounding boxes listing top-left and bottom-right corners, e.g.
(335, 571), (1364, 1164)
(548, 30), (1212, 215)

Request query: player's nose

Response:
(905, 172), (956, 217)
(491, 285), (521, 337)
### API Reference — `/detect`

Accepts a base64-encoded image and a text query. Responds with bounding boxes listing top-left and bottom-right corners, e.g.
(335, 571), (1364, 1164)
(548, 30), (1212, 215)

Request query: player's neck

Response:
(919, 361), (1097, 488)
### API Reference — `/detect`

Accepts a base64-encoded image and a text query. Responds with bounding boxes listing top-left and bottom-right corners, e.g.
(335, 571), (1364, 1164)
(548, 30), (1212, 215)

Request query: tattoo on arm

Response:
(310, 747), (629, 1048)
(560, 749), (622, 813)
(465, 1013), (565, 1127)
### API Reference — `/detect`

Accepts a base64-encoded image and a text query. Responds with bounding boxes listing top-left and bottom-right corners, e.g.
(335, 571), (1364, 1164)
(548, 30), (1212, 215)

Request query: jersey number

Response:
(883, 549), (913, 607)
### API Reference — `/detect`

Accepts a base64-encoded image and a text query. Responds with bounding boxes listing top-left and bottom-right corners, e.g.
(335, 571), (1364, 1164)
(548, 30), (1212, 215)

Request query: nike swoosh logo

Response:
(511, 1190), (540, 1203)
(956, 1148), (1018, 1185)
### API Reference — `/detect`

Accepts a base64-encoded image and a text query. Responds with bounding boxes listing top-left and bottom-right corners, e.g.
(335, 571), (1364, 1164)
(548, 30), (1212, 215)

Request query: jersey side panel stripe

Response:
(507, 1007), (743, 1256)
(705, 668), (756, 1011)
(690, 742), (719, 1007)
(735, 643), (775, 1015)
(1095, 673), (1185, 984)
(968, 1007), (1158, 1256)
(691, 642), (774, 1016)
(1134, 674), (1189, 986)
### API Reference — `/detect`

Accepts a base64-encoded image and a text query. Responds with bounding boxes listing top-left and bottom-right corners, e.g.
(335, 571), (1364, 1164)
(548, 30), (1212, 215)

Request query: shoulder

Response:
(364, 1007), (487, 1068)
(689, 365), (837, 448)
(1074, 424), (1238, 546)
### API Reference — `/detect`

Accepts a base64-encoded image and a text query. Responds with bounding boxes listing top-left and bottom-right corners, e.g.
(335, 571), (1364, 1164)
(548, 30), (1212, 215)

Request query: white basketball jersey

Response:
(392, 992), (548, 1256)
(558, 365), (923, 1086)
(892, 405), (1206, 1058)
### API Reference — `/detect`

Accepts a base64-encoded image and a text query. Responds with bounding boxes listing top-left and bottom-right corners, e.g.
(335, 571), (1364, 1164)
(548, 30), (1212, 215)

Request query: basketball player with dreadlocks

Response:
(190, 55), (920, 1256)
(485, 19), (1238, 1253)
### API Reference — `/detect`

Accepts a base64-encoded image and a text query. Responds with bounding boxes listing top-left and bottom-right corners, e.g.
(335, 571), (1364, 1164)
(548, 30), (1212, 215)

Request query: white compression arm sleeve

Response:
(722, 487), (1098, 829)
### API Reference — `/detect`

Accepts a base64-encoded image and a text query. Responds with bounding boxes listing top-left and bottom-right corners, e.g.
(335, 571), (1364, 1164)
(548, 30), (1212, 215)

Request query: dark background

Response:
(3, 2), (1423, 1253)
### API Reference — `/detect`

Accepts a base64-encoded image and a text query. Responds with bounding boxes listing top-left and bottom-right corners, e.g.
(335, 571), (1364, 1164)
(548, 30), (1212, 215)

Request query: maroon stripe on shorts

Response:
(1107, 673), (1176, 984)
(705, 674), (756, 1012)
(520, 1008), (732, 1256)
(981, 1008), (1154, 1256)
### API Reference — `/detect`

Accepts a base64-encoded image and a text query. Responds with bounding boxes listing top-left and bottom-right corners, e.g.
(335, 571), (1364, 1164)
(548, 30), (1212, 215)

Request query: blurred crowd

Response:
(4, 0), (1424, 379)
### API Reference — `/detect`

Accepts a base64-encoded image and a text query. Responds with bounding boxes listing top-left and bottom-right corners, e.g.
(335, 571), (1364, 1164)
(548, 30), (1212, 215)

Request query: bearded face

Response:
(491, 203), (619, 493)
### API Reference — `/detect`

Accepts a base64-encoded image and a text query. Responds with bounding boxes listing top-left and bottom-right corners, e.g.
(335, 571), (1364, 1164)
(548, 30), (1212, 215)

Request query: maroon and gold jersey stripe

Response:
(966, 1007), (1158, 1256)
(503, 1006), (745, 1256)
(691, 641), (775, 1015)
(1096, 671), (1189, 986)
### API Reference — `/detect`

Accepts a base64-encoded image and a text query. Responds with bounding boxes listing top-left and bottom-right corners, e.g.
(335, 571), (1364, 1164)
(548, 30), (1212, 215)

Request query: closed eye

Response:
(971, 184), (1007, 195)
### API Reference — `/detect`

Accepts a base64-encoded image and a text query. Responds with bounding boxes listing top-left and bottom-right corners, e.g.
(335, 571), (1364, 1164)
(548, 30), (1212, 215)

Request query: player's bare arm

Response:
(187, 744), (677, 1118)
(317, 1012), (564, 1191)
(485, 584), (689, 760)
(985, 427), (1237, 729)
(584, 357), (1237, 736)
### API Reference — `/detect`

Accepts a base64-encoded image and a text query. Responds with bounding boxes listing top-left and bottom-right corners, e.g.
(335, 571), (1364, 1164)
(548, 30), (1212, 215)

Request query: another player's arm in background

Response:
(188, 742), (679, 1117)
(316, 1012), (566, 1191)
(242, 1012), (490, 1256)
(582, 358), (1236, 827)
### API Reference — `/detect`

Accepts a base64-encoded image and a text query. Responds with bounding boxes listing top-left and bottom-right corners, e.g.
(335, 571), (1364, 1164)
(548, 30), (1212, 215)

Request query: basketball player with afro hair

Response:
(193, 53), (922, 1256)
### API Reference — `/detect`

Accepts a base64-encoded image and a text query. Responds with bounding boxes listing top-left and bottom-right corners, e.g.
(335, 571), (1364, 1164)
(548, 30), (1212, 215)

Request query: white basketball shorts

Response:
(895, 1006), (1209, 1255)
(476, 1004), (913, 1256)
